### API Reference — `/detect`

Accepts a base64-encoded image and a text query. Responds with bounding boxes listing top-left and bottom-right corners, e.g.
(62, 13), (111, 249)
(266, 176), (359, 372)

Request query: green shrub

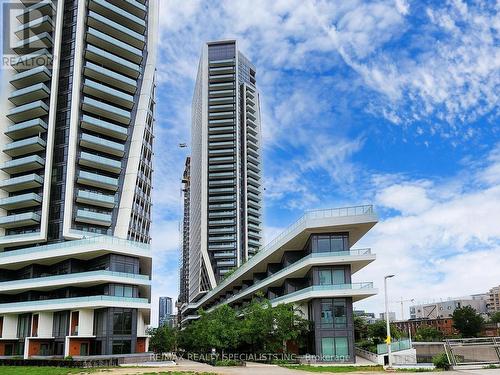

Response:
(214, 359), (243, 366)
(432, 353), (450, 370)
(64, 355), (73, 361)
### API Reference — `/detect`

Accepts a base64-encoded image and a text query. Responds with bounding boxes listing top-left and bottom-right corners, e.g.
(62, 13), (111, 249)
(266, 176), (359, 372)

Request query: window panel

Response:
(319, 270), (333, 285)
(321, 300), (333, 327)
(333, 269), (345, 285)
(321, 337), (334, 357)
(335, 337), (349, 357)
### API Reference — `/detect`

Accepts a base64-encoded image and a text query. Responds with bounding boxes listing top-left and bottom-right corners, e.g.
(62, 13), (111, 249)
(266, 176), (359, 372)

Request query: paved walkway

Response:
(109, 359), (500, 375)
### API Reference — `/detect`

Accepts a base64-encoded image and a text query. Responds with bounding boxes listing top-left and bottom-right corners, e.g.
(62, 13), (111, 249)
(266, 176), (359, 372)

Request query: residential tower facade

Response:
(188, 40), (263, 303)
(0, 0), (157, 357)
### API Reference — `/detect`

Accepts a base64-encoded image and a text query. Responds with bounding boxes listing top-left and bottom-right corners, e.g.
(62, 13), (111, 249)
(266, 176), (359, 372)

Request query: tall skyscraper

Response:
(0, 0), (157, 357)
(158, 296), (173, 327)
(188, 40), (263, 302)
(178, 157), (190, 306)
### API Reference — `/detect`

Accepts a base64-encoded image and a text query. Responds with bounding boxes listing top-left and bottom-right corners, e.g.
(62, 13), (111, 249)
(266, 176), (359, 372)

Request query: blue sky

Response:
(147, 0), (500, 324)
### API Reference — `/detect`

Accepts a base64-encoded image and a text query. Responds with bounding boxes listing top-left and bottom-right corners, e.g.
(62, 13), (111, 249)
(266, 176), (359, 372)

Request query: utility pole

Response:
(385, 275), (395, 368)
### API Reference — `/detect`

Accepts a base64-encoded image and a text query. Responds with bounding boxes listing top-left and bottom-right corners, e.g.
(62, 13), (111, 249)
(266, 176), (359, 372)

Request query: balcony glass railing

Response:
(85, 45), (140, 78)
(7, 100), (49, 122)
(80, 133), (125, 155)
(0, 233), (150, 259)
(89, 0), (146, 32)
(4, 136), (46, 156)
(0, 212), (40, 227)
(84, 62), (136, 93)
(12, 49), (52, 72)
(87, 27), (142, 63)
(8, 82), (50, 105)
(87, 10), (145, 47)
(76, 209), (112, 225)
(81, 115), (128, 140)
(79, 151), (122, 172)
(1, 155), (45, 173)
(270, 283), (375, 304)
(0, 270), (149, 289)
(82, 97), (130, 125)
(77, 190), (115, 206)
(10, 65), (51, 89)
(5, 118), (47, 140)
(0, 295), (149, 311)
(18, 0), (55, 20)
(0, 193), (42, 209)
(84, 79), (134, 108)
(0, 173), (43, 191)
(78, 170), (118, 190)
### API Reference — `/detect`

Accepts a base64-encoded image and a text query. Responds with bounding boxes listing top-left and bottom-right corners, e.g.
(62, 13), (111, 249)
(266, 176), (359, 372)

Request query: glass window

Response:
(319, 270), (332, 285)
(115, 285), (124, 297)
(321, 301), (333, 327)
(331, 236), (346, 252)
(335, 337), (349, 357)
(334, 300), (347, 328)
(333, 269), (345, 285)
(321, 337), (334, 357)
(113, 311), (132, 335)
(317, 236), (331, 252)
(123, 286), (133, 298)
(112, 340), (131, 354)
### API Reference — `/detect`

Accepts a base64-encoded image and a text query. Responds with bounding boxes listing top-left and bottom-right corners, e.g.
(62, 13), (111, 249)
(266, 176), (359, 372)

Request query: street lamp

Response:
(384, 274), (395, 368)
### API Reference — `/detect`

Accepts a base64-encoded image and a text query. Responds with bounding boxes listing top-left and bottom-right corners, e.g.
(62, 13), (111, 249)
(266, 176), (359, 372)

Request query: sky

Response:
(148, 0), (500, 325)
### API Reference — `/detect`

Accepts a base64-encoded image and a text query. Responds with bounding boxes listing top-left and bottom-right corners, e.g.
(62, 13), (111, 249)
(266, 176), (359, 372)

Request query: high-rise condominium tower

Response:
(188, 40), (263, 302)
(0, 0), (157, 357)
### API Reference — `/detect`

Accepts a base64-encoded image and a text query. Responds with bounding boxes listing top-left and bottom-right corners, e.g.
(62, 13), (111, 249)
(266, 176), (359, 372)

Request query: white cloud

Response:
(355, 144), (500, 318)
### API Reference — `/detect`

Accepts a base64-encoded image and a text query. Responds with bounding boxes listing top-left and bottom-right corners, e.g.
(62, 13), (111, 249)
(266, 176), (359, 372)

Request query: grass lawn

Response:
(282, 364), (384, 372)
(0, 367), (103, 375)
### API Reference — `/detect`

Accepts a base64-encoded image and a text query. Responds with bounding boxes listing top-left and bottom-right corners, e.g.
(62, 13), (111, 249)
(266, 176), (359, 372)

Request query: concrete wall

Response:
(37, 312), (53, 338)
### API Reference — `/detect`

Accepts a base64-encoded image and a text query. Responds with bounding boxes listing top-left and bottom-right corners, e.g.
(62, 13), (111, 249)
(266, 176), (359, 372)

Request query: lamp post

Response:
(384, 274), (395, 368)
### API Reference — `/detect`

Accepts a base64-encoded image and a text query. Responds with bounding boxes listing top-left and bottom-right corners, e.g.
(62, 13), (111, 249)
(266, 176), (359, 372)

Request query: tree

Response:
(270, 303), (310, 353)
(354, 316), (368, 341)
(367, 320), (403, 345)
(147, 324), (177, 353)
(414, 324), (443, 342)
(490, 312), (500, 323)
(452, 306), (484, 337)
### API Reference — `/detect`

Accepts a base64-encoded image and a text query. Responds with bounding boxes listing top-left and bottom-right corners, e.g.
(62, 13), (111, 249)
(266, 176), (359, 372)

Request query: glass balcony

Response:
(15, 15), (54, 39)
(5, 118), (48, 141)
(80, 133), (125, 157)
(247, 163), (260, 175)
(83, 79), (134, 109)
(209, 141), (235, 149)
(209, 187), (235, 194)
(75, 209), (112, 226)
(86, 27), (142, 64)
(208, 58), (235, 67)
(76, 190), (115, 209)
(77, 170), (118, 191)
(271, 283), (375, 305)
(0, 173), (43, 192)
(12, 32), (53, 54)
(8, 82), (50, 106)
(88, 0), (146, 34)
(209, 96), (235, 105)
(208, 164), (234, 172)
(209, 244), (236, 251)
(209, 202), (236, 209)
(82, 96), (130, 125)
(85, 45), (140, 79)
(1, 155), (45, 174)
(208, 149), (235, 157)
(217, 259), (236, 267)
(0, 193), (42, 210)
(248, 216), (261, 225)
(0, 212), (41, 229)
(107, 0), (147, 18)
(247, 200), (260, 210)
(248, 222), (260, 231)
(84, 62), (136, 94)
(209, 66), (235, 74)
(11, 49), (52, 72)
(213, 251), (236, 259)
(3, 136), (46, 157)
(10, 66), (51, 89)
(208, 211), (235, 218)
(0, 295), (149, 314)
(209, 82), (234, 90)
(209, 227), (235, 234)
(208, 111), (234, 120)
(209, 89), (234, 98)
(17, 1), (55, 22)
(87, 10), (145, 49)
(79, 151), (122, 173)
(208, 195), (236, 203)
(7, 100), (49, 123)
(209, 179), (235, 187)
(209, 234), (236, 242)
(80, 114), (128, 141)
(209, 156), (234, 164)
(247, 169), (260, 181)
(209, 104), (235, 112)
(209, 219), (236, 226)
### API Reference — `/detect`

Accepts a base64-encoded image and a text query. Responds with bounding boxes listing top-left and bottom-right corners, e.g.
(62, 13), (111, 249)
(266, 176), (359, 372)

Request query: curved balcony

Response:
(80, 115), (128, 141)
(0, 193), (42, 210)
(77, 170), (118, 191)
(83, 62), (137, 94)
(17, 1), (55, 22)
(3, 136), (46, 157)
(10, 66), (51, 89)
(87, 10), (145, 49)
(0, 295), (149, 314)
(12, 32), (53, 54)
(7, 100), (48, 123)
(79, 151), (121, 173)
(86, 27), (142, 64)
(82, 97), (130, 125)
(0, 174), (43, 192)
(80, 133), (125, 157)
(75, 209), (112, 227)
(85, 45), (140, 78)
(83, 79), (134, 109)
(5, 118), (47, 140)
(11, 49), (52, 72)
(0, 212), (40, 229)
(1, 155), (45, 174)
(76, 190), (115, 209)
(15, 15), (54, 39)
(9, 82), (50, 106)
(88, 0), (146, 34)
